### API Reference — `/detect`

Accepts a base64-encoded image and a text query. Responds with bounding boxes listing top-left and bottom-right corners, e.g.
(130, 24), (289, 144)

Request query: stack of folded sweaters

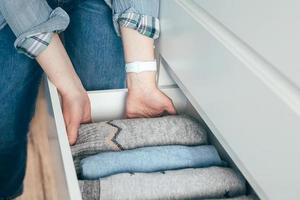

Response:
(71, 115), (258, 200)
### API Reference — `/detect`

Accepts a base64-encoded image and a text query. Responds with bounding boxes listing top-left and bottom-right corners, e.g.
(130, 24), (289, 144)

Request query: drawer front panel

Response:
(194, 0), (300, 89)
(45, 79), (82, 200)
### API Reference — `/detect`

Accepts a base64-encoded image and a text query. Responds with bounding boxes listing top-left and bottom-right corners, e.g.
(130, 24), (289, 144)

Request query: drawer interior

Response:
(45, 78), (258, 200)
(88, 86), (246, 174)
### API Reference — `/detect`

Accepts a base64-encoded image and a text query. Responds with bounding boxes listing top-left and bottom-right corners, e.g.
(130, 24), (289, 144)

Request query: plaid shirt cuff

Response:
(117, 12), (160, 39)
(16, 32), (53, 58)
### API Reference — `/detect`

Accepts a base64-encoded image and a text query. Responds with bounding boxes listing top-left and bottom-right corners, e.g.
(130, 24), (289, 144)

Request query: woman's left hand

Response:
(125, 71), (176, 118)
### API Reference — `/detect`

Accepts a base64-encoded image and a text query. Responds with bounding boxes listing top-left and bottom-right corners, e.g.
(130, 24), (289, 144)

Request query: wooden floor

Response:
(16, 86), (58, 200)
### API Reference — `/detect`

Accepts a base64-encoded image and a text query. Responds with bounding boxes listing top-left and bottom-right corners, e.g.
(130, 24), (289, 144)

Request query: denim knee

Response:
(0, 140), (27, 199)
(64, 0), (125, 91)
(0, 79), (40, 199)
(0, 73), (41, 198)
(0, 18), (42, 200)
(0, 69), (42, 144)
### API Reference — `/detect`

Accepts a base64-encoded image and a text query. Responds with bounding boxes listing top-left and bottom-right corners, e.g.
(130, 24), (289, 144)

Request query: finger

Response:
(66, 121), (80, 145)
(126, 111), (149, 119)
(125, 112), (135, 119)
(82, 105), (92, 124)
(126, 105), (152, 118)
(125, 111), (141, 119)
(81, 113), (92, 124)
(165, 100), (177, 115)
(149, 109), (165, 118)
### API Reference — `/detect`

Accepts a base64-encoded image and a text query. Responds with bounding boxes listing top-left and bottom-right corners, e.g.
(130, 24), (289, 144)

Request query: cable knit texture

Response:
(71, 115), (208, 173)
(79, 167), (247, 200)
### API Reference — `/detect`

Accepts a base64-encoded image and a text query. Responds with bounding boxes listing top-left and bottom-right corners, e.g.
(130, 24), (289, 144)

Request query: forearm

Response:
(36, 34), (85, 96)
(109, 1), (176, 118)
(120, 27), (157, 90)
(121, 27), (155, 63)
(37, 33), (90, 144)
(112, 0), (160, 90)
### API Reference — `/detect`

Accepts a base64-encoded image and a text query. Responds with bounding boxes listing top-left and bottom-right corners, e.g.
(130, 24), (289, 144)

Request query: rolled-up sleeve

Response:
(0, 0), (69, 58)
(110, 0), (160, 39)
(0, 13), (5, 30)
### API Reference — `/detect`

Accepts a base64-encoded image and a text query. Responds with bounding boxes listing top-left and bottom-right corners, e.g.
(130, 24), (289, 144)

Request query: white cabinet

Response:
(159, 1), (300, 200)
(194, 0), (300, 89)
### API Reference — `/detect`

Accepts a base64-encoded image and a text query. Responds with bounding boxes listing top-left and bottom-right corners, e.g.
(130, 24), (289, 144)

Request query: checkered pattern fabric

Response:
(17, 32), (52, 58)
(118, 12), (160, 39)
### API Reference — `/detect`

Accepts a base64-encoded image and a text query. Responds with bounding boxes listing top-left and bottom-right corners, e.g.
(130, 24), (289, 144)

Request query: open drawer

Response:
(44, 72), (258, 200)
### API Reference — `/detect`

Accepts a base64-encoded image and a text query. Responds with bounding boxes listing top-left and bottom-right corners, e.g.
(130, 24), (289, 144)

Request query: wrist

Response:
(125, 60), (157, 73)
(36, 33), (87, 99)
(57, 78), (86, 99)
(127, 71), (157, 91)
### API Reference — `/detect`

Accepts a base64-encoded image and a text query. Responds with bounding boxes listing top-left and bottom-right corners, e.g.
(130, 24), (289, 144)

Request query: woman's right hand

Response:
(61, 89), (91, 145)
(36, 33), (91, 145)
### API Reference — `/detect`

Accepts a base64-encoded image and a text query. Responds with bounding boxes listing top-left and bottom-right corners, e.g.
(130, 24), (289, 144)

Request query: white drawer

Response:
(44, 79), (81, 200)
(44, 78), (206, 199)
(159, 1), (300, 200)
(44, 76), (257, 199)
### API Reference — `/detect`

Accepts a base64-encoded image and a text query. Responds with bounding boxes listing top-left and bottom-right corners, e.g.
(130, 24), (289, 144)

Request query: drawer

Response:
(44, 74), (257, 199)
(44, 79), (192, 200)
(159, 1), (300, 200)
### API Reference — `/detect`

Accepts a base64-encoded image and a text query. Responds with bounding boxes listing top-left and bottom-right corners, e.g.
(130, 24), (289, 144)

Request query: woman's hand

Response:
(126, 71), (176, 118)
(120, 27), (176, 118)
(61, 89), (91, 145)
(37, 33), (91, 145)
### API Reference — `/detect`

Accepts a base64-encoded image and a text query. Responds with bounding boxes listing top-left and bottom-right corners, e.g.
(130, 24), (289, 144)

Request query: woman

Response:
(0, 0), (175, 198)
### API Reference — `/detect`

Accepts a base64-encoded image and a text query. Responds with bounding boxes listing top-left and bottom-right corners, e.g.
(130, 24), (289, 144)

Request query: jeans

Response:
(0, 0), (125, 198)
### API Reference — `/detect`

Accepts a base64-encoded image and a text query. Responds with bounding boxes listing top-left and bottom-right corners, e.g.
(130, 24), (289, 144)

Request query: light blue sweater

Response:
(80, 145), (225, 179)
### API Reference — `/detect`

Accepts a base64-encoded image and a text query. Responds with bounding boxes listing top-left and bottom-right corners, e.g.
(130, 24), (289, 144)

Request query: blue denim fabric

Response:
(0, 0), (125, 199)
(64, 0), (125, 90)
(80, 145), (226, 180)
(0, 25), (43, 200)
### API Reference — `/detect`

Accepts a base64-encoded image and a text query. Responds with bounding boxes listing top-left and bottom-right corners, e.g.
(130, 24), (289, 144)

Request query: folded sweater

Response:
(209, 195), (259, 200)
(79, 167), (246, 200)
(80, 145), (225, 179)
(72, 115), (207, 172)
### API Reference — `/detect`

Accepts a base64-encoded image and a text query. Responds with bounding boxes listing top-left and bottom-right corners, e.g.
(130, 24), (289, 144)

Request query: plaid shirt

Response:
(19, 13), (160, 58)
(118, 13), (160, 39)
(17, 32), (53, 58)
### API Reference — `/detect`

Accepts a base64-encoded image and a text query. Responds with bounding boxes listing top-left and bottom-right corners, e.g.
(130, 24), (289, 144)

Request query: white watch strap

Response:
(125, 60), (157, 73)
